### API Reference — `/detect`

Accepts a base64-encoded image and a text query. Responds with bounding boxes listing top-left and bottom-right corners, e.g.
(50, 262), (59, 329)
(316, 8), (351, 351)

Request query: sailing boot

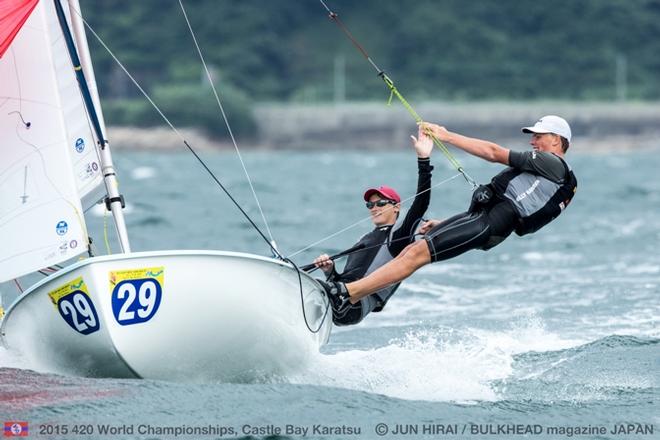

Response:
(316, 279), (351, 315)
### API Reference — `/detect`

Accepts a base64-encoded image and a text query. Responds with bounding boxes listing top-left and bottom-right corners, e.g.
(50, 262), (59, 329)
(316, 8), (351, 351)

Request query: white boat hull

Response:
(0, 251), (331, 381)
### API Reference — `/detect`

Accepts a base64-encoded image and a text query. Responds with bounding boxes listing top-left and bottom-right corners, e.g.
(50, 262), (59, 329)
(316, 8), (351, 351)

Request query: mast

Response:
(55, 0), (131, 253)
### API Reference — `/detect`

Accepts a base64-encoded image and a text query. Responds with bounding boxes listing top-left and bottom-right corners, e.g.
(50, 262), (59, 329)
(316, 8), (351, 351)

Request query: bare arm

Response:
(420, 122), (510, 165)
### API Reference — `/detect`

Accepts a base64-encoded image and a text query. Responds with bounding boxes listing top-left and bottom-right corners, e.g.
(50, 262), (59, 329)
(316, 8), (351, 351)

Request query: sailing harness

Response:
(492, 155), (578, 236)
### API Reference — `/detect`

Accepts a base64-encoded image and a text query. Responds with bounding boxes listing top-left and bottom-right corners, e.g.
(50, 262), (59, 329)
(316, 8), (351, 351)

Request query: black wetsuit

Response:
(424, 150), (577, 263)
(327, 158), (433, 325)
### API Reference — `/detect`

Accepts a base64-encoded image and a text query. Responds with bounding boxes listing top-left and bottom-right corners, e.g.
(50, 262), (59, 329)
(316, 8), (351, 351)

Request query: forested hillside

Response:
(79, 0), (660, 136)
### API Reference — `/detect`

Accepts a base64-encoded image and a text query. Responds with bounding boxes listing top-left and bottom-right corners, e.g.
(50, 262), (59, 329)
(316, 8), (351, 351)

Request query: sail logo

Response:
(110, 267), (164, 326)
(49, 277), (100, 335)
(79, 163), (95, 180)
(55, 220), (68, 236)
(3, 421), (28, 437)
(75, 137), (85, 153)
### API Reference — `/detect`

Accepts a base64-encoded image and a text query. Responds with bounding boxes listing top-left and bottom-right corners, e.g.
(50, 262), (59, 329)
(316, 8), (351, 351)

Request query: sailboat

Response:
(0, 0), (331, 381)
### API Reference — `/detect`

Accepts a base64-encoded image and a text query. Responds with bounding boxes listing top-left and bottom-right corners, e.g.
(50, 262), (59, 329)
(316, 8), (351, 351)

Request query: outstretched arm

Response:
(390, 127), (434, 254)
(420, 122), (510, 165)
(410, 124), (434, 159)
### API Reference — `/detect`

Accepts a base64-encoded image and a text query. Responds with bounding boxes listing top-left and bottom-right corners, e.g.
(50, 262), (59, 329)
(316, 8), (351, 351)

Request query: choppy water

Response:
(1, 147), (659, 439)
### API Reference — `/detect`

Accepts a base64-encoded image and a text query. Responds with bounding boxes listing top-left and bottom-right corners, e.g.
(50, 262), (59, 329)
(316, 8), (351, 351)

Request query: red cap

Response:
(363, 185), (401, 203)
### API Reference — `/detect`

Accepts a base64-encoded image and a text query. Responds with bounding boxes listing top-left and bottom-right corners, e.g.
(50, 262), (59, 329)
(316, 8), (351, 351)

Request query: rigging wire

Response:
(177, 0), (277, 248)
(317, 0), (478, 190)
(301, 232), (427, 273)
(69, 3), (325, 333)
(287, 172), (462, 258)
(69, 5), (283, 260)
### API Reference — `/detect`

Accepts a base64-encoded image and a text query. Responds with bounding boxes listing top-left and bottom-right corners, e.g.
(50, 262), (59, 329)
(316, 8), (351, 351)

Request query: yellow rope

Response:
(380, 73), (477, 188)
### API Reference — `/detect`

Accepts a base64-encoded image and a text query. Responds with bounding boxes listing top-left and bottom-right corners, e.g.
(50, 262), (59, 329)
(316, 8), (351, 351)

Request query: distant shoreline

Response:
(107, 101), (660, 152)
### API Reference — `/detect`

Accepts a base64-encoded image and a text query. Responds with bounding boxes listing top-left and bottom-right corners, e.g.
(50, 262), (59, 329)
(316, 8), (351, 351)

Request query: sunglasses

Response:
(365, 199), (396, 209)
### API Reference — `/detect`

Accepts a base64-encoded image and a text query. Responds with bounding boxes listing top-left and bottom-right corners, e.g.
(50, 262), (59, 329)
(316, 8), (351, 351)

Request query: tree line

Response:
(80, 0), (660, 137)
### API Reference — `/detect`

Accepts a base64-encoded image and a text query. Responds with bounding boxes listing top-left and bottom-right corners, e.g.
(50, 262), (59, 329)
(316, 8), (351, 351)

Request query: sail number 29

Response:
(58, 292), (100, 335)
(111, 278), (162, 325)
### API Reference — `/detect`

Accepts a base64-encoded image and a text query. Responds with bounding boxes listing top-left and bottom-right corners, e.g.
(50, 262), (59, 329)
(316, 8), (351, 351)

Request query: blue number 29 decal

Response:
(111, 278), (162, 325)
(58, 291), (100, 335)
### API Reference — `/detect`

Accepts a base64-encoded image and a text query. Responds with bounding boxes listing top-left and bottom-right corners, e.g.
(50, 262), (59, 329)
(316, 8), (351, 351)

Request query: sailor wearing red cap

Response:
(313, 126), (434, 325)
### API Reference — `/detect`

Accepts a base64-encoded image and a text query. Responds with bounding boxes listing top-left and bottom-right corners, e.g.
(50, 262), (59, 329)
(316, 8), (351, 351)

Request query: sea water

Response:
(1, 147), (658, 439)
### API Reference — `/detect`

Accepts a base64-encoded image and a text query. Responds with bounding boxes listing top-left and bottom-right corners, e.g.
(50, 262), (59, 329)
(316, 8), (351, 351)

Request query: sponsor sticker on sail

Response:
(109, 267), (164, 325)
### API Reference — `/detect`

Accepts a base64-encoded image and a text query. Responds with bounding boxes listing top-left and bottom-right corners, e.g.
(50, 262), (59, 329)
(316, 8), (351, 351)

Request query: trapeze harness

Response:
(327, 158), (433, 325)
(424, 150), (577, 263)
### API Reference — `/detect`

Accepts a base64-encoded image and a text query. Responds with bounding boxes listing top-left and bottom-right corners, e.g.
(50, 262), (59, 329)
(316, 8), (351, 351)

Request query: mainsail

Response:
(0, 0), (105, 282)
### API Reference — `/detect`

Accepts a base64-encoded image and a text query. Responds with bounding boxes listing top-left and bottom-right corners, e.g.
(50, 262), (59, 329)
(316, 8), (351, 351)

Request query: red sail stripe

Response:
(0, 0), (39, 58)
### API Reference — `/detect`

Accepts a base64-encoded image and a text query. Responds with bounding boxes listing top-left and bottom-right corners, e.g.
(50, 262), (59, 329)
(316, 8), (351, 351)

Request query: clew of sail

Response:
(0, 0), (106, 282)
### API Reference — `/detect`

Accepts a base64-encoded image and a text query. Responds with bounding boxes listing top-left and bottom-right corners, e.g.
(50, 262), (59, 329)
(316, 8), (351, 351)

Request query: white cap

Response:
(522, 115), (572, 142)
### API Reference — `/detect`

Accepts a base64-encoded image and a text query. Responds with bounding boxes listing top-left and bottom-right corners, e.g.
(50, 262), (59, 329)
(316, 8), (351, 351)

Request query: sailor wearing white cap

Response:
(522, 115), (572, 152)
(318, 116), (579, 317)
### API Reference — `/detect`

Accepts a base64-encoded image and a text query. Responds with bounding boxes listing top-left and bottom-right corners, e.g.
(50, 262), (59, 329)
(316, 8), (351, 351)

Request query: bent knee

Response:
(401, 240), (431, 267)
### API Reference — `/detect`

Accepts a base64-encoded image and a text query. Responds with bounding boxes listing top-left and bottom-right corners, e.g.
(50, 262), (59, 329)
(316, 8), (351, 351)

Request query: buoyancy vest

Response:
(490, 155), (577, 236)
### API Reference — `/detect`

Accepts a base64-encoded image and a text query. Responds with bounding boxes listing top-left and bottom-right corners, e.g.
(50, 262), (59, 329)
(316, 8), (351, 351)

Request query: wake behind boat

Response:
(0, 0), (330, 380)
